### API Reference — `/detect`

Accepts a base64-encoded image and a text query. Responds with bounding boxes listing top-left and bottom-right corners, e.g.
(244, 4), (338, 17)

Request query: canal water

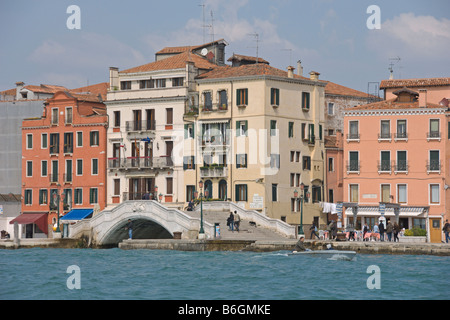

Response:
(0, 248), (448, 300)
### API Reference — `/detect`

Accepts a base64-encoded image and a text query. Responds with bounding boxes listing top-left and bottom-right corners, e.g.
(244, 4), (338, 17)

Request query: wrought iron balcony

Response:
(200, 166), (228, 178)
(125, 120), (156, 132)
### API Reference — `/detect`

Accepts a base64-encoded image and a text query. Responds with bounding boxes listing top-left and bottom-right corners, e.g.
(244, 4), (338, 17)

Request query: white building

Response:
(105, 40), (226, 208)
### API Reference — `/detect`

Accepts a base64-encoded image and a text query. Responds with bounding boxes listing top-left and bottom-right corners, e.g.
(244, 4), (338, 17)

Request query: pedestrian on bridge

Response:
(227, 212), (234, 231)
(234, 211), (240, 232)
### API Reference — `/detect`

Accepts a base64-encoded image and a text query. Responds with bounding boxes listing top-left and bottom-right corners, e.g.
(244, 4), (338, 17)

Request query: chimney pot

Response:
(287, 66), (295, 78)
(297, 60), (303, 77)
(309, 71), (320, 81)
(419, 89), (427, 108)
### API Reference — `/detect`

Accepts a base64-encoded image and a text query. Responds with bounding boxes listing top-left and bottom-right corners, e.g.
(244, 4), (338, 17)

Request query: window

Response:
(288, 122), (294, 138)
(51, 160), (58, 183)
(166, 178), (173, 194)
(302, 156), (311, 170)
(328, 157), (334, 172)
(39, 189), (48, 205)
(236, 120), (248, 137)
(319, 124), (323, 140)
(218, 90), (228, 110)
(348, 121), (359, 140)
(51, 108), (58, 125)
(49, 133), (59, 154)
(291, 198), (299, 212)
(302, 92), (310, 110)
(76, 132), (83, 147)
(183, 156), (195, 170)
(312, 185), (321, 203)
(155, 79), (166, 88)
(379, 151), (391, 172)
(270, 154), (280, 169)
(296, 151), (300, 163)
(184, 124), (194, 139)
(348, 151), (359, 172)
(90, 131), (99, 146)
(65, 160), (72, 183)
(92, 159), (98, 175)
(120, 81), (131, 90)
(381, 184), (390, 203)
(41, 133), (48, 149)
(272, 184), (278, 201)
(24, 189), (32, 205)
(429, 150), (440, 172)
(140, 80), (153, 89)
(114, 111), (121, 127)
(397, 120), (407, 139)
(270, 88), (280, 106)
(26, 161), (32, 177)
(186, 185), (195, 202)
(235, 184), (248, 201)
(65, 107), (73, 124)
(328, 103), (334, 115)
(89, 188), (98, 204)
(429, 119), (440, 138)
(349, 184), (359, 203)
(41, 160), (47, 177)
(74, 188), (83, 205)
(26, 134), (33, 149)
(430, 184), (440, 204)
(114, 179), (120, 196)
(237, 88), (248, 106)
(236, 154), (247, 168)
(203, 92), (212, 111)
(64, 132), (73, 153)
(76, 159), (83, 176)
(290, 173), (295, 187)
(270, 120), (277, 136)
(166, 108), (173, 125)
(380, 120), (390, 139)
(398, 184), (407, 204)
(172, 77), (184, 87)
(328, 189), (334, 203)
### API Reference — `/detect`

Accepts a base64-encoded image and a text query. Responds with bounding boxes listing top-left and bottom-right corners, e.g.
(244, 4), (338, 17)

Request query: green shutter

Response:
(245, 89), (248, 105)
(184, 124), (188, 139)
(236, 121), (240, 137)
(237, 89), (241, 105)
(319, 124), (323, 140)
(276, 89), (279, 105)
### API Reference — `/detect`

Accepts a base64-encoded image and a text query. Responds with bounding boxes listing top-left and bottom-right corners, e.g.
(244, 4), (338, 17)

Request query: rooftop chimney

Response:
(109, 67), (119, 91)
(287, 66), (295, 78)
(15, 81), (24, 100)
(309, 71), (320, 81)
(297, 60), (303, 77)
(418, 89), (427, 108)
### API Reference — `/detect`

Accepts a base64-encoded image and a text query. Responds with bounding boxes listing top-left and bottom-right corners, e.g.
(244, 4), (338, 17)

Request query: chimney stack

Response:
(309, 71), (320, 81)
(109, 67), (119, 91)
(15, 81), (24, 100)
(287, 66), (295, 78)
(419, 89), (427, 108)
(297, 60), (303, 77)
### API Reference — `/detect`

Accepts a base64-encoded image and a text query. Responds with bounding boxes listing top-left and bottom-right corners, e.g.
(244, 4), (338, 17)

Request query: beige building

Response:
(184, 58), (328, 230)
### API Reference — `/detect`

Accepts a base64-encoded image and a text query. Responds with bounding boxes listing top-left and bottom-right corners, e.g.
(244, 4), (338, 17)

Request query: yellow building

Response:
(183, 56), (327, 231)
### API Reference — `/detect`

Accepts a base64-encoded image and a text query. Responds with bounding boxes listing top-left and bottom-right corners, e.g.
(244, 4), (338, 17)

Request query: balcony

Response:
(125, 120), (156, 133)
(378, 133), (391, 142)
(63, 173), (73, 184)
(346, 160), (360, 174)
(201, 103), (228, 112)
(427, 131), (441, 141)
(200, 166), (228, 178)
(377, 160), (392, 174)
(427, 160), (441, 174)
(108, 156), (173, 170)
(49, 174), (59, 184)
(394, 160), (408, 174)
(394, 132), (408, 141)
(346, 133), (360, 142)
(307, 135), (316, 146)
(184, 104), (199, 117)
(122, 192), (158, 201)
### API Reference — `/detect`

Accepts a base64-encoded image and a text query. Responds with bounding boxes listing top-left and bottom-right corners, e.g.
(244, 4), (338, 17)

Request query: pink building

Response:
(343, 88), (449, 243)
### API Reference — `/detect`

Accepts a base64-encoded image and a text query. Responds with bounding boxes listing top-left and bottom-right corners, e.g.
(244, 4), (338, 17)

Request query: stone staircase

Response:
(183, 210), (292, 241)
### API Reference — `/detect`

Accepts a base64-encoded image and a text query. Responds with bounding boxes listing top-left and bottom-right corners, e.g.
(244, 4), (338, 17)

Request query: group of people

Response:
(362, 219), (401, 242)
(226, 211), (241, 232)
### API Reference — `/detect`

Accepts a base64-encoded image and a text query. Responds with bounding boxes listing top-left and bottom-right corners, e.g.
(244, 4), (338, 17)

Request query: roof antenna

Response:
(388, 56), (401, 80)
(247, 33), (260, 65)
(281, 48), (293, 67)
(199, 3), (207, 44)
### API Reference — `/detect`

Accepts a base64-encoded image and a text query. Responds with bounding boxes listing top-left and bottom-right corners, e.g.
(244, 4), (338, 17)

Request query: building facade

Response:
(19, 91), (107, 238)
(343, 88), (448, 242)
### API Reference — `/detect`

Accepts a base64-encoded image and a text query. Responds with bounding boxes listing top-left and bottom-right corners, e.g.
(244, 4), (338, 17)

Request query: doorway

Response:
(430, 218), (441, 243)
(219, 180), (227, 200)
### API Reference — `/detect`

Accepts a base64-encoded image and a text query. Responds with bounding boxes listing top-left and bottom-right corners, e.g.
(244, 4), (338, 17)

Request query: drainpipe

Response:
(229, 80), (234, 202)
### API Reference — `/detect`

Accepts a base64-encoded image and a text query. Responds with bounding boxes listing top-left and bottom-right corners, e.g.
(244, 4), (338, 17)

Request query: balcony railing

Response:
(200, 166), (228, 178)
(394, 160), (408, 173)
(63, 173), (73, 183)
(49, 174), (58, 184)
(394, 132), (408, 140)
(125, 120), (156, 132)
(427, 160), (441, 173)
(201, 103), (228, 112)
(184, 104), (199, 116)
(427, 131), (441, 141)
(377, 160), (391, 173)
(346, 133), (360, 141)
(122, 192), (159, 201)
(378, 133), (391, 141)
(108, 156), (173, 170)
(346, 160), (360, 173)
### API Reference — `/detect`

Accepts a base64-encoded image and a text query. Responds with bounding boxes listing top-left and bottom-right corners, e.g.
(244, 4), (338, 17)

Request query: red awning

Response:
(10, 213), (48, 234)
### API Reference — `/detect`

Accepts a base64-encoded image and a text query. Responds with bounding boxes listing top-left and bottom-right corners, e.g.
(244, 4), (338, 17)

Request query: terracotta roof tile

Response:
(70, 82), (108, 100)
(227, 54), (270, 65)
(347, 98), (443, 111)
(120, 51), (217, 74)
(380, 77), (450, 89)
(325, 81), (379, 99)
(155, 39), (227, 55)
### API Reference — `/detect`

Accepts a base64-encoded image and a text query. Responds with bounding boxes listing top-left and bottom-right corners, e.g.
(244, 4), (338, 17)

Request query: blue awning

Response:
(60, 209), (93, 222)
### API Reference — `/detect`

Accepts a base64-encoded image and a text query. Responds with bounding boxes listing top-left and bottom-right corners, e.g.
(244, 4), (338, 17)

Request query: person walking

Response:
(227, 212), (234, 231)
(393, 222), (400, 242)
(379, 220), (385, 241)
(309, 222), (319, 239)
(233, 211), (240, 232)
(373, 223), (380, 241)
(443, 219), (450, 243)
(363, 222), (369, 241)
(125, 219), (133, 240)
(386, 219), (393, 242)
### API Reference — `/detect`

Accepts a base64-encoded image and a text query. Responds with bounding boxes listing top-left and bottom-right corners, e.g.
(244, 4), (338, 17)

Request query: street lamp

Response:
(52, 191), (65, 233)
(198, 180), (205, 237)
(298, 183), (305, 235)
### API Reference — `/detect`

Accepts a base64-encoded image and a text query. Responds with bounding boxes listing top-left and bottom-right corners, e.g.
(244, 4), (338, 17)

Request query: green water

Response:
(1, 248), (448, 300)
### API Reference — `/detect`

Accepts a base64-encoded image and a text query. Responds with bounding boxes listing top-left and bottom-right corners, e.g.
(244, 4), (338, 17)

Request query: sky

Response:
(0, 0), (449, 95)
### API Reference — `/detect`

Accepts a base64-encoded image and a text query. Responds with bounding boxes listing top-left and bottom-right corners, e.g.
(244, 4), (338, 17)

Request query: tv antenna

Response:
(388, 56), (401, 79)
(199, 3), (207, 43)
(281, 48), (293, 67)
(247, 33), (261, 64)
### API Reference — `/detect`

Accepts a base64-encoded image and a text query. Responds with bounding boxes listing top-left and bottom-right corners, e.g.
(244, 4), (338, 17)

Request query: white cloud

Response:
(367, 13), (450, 60)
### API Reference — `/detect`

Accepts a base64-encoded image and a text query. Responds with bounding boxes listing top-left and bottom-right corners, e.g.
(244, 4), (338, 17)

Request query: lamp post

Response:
(298, 183), (305, 235)
(198, 180), (205, 237)
(52, 191), (65, 233)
